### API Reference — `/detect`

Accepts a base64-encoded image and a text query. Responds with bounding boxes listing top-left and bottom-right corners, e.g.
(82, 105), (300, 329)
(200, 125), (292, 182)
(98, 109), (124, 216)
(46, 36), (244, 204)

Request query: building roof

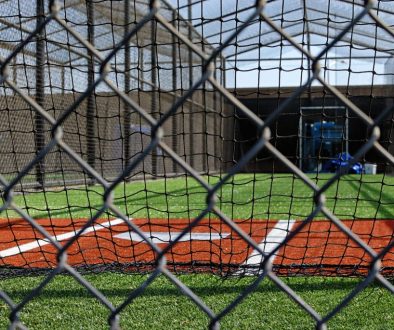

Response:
(0, 0), (208, 66)
(173, 0), (394, 63)
(1, 1), (393, 88)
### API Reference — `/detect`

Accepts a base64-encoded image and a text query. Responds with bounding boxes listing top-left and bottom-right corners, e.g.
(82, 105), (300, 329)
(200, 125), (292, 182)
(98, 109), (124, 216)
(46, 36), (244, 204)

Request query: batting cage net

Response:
(0, 0), (393, 329)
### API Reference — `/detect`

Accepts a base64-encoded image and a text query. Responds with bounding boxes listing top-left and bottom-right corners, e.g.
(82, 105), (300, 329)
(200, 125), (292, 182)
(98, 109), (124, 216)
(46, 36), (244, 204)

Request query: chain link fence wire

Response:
(0, 0), (393, 329)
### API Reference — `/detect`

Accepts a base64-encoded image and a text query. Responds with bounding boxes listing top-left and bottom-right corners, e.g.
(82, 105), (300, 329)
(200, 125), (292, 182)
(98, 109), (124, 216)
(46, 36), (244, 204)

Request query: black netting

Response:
(0, 1), (393, 329)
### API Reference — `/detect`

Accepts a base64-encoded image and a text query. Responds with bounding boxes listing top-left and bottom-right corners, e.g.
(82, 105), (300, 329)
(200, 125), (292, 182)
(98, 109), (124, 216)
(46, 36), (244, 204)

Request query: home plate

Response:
(114, 231), (230, 244)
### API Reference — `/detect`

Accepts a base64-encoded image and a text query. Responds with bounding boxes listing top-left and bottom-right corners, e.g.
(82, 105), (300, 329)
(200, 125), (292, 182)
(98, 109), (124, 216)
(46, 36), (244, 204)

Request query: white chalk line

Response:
(0, 218), (296, 267)
(0, 218), (125, 258)
(236, 219), (296, 275)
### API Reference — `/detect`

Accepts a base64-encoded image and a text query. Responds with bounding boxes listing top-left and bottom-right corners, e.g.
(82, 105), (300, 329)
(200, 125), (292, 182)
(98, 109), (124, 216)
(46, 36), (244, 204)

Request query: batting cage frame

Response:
(0, 0), (393, 329)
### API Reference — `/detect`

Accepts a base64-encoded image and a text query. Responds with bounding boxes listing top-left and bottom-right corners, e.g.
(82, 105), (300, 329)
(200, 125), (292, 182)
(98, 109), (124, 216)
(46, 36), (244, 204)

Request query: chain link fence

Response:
(0, 0), (393, 329)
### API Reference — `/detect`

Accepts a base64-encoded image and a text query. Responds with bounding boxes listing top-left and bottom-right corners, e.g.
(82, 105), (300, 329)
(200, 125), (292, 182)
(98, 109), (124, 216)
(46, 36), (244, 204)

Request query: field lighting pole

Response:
(86, 0), (96, 177)
(35, 0), (46, 186)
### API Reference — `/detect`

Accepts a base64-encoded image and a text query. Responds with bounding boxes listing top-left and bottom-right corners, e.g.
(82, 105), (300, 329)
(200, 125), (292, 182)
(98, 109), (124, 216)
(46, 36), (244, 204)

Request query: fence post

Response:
(201, 37), (207, 173)
(151, 18), (158, 178)
(35, 0), (46, 186)
(213, 62), (219, 171)
(187, 0), (194, 168)
(172, 11), (178, 174)
(220, 57), (233, 172)
(124, 0), (131, 172)
(86, 0), (96, 177)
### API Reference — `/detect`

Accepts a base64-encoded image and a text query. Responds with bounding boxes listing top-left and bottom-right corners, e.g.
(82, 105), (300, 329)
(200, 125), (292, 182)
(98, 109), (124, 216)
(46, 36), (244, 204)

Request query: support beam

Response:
(86, 0), (96, 176)
(303, 0), (313, 103)
(35, 0), (46, 187)
(172, 11), (178, 174)
(123, 0), (132, 171)
(188, 0), (194, 168)
(151, 18), (158, 178)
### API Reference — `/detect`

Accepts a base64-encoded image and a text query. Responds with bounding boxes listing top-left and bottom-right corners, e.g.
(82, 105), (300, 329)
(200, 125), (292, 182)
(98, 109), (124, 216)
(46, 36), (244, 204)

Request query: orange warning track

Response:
(0, 218), (393, 275)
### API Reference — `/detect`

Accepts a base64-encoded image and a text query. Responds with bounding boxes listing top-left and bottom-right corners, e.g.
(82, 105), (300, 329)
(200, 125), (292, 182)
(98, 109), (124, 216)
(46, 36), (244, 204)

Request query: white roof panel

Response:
(167, 0), (394, 60)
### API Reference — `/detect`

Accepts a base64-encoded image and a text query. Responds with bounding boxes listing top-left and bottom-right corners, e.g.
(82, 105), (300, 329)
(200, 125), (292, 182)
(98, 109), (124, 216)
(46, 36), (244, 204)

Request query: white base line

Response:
(237, 219), (296, 275)
(0, 218), (125, 258)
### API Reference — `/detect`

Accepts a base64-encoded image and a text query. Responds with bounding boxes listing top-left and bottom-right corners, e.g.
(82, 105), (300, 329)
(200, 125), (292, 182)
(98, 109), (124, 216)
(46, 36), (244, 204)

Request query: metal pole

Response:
(151, 18), (158, 177)
(61, 66), (65, 106)
(172, 11), (178, 174)
(35, 0), (46, 186)
(201, 34), (207, 172)
(12, 56), (17, 95)
(139, 47), (144, 90)
(213, 62), (219, 171)
(221, 56), (231, 172)
(188, 0), (194, 168)
(302, 0), (313, 104)
(124, 0), (131, 171)
(86, 0), (96, 175)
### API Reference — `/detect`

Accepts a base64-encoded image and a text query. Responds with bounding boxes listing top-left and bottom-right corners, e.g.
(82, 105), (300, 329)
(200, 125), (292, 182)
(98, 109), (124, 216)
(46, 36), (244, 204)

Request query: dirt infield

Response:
(0, 218), (393, 275)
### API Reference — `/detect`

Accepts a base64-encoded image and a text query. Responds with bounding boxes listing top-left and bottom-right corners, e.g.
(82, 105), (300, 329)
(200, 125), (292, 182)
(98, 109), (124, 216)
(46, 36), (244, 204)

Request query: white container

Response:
(364, 163), (377, 175)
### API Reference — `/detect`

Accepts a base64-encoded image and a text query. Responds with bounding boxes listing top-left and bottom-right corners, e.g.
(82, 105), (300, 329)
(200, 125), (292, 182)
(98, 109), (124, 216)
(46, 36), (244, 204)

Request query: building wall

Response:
(232, 86), (394, 173)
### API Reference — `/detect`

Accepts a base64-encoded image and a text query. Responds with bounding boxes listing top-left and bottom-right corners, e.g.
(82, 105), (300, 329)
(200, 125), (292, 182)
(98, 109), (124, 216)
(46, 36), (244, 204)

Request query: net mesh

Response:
(1, 1), (394, 329)
(0, 0), (393, 280)
(0, 0), (224, 186)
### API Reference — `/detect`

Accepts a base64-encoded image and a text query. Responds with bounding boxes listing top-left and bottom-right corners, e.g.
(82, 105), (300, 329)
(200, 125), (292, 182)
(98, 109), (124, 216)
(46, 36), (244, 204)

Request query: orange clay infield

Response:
(0, 218), (393, 275)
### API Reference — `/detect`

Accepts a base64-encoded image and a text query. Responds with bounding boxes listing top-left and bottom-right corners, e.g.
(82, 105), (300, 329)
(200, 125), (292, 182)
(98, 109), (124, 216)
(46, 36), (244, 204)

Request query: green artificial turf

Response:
(1, 173), (393, 329)
(3, 173), (394, 221)
(0, 274), (393, 329)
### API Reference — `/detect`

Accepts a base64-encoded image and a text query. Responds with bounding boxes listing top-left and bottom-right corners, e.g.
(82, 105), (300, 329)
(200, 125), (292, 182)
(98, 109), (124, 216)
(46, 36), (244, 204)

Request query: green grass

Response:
(4, 173), (394, 221)
(0, 274), (393, 329)
(1, 173), (393, 329)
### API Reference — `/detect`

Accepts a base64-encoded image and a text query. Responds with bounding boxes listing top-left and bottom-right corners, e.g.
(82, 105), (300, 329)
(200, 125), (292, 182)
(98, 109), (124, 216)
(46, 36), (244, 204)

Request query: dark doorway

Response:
(299, 106), (348, 172)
